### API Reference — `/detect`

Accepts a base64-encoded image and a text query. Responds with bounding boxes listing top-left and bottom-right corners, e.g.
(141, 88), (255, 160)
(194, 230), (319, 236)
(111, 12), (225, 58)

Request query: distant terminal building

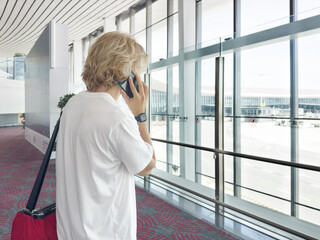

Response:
(150, 78), (320, 121)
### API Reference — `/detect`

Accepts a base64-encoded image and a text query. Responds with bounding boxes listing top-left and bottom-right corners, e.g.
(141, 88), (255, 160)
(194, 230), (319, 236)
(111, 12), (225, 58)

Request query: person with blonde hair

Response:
(56, 31), (156, 240)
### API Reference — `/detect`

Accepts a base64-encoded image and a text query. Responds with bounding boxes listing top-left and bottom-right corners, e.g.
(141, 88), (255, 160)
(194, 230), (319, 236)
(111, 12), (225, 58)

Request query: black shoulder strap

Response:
(26, 115), (61, 211)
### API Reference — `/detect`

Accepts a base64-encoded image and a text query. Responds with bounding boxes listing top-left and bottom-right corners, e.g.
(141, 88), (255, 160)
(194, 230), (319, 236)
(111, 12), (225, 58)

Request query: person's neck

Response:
(94, 85), (121, 101)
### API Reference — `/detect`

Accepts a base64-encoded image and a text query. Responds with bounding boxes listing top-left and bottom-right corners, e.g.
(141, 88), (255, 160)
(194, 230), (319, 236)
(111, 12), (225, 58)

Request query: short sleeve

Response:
(110, 116), (153, 174)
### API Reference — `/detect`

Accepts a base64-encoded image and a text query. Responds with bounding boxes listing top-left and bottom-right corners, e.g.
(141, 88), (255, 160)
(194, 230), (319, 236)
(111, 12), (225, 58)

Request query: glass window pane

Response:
(150, 66), (180, 175)
(199, 57), (215, 149)
(120, 17), (130, 33)
(173, 0), (178, 14)
(201, 0), (233, 47)
(298, 34), (320, 167)
(152, 0), (167, 24)
(241, 0), (289, 36)
(240, 158), (290, 214)
(14, 56), (25, 80)
(134, 8), (146, 34)
(135, 30), (146, 52)
(7, 58), (13, 79)
(297, 0), (320, 20)
(224, 156), (234, 195)
(151, 68), (167, 171)
(298, 166), (320, 227)
(154, 141), (167, 172)
(298, 120), (320, 168)
(168, 13), (179, 57)
(173, 14), (179, 56)
(82, 37), (89, 65)
(241, 118), (291, 160)
(151, 68), (167, 139)
(0, 58), (7, 79)
(241, 42), (290, 110)
(151, 20), (167, 62)
(240, 42), (290, 160)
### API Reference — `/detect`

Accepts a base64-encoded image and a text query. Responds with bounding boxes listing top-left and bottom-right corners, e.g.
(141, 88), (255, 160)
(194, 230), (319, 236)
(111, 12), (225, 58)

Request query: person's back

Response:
(56, 32), (156, 240)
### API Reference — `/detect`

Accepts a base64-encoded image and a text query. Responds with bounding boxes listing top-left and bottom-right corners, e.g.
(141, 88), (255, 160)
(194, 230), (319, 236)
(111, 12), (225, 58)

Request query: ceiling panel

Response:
(0, 0), (139, 57)
(0, 0), (53, 53)
(1, 1), (42, 41)
(0, 0), (26, 37)
(0, 1), (17, 31)
(69, 0), (136, 40)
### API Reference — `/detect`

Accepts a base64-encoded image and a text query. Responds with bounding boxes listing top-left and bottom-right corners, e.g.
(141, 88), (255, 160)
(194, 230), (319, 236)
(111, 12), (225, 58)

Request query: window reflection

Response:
(151, 20), (167, 62)
(297, 0), (320, 20)
(241, 0), (289, 36)
(0, 57), (25, 81)
(201, 0), (233, 47)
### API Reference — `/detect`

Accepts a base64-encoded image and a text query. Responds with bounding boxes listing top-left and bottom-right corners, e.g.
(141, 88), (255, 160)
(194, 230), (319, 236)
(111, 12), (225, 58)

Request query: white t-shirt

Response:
(56, 91), (153, 240)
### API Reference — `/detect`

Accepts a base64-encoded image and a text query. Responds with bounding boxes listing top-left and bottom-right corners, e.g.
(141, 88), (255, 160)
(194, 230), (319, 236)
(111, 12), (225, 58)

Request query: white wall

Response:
(0, 79), (24, 114)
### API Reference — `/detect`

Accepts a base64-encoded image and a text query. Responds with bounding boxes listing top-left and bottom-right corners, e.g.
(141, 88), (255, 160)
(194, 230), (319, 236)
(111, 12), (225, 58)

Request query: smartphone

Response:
(118, 72), (139, 98)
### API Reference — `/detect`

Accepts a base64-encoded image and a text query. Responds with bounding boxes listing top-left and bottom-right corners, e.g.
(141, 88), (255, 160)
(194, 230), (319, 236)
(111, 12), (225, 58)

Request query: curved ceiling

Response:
(0, 0), (138, 57)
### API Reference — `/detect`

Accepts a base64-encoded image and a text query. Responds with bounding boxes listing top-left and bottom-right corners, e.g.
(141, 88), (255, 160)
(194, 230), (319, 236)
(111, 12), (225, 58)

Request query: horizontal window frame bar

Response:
(150, 114), (320, 121)
(151, 138), (320, 172)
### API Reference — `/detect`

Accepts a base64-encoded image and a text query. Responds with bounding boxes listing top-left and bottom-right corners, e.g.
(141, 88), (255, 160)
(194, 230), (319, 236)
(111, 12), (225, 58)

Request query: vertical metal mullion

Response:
(290, 0), (299, 218)
(144, 72), (151, 189)
(178, 0), (196, 181)
(178, 0), (186, 178)
(233, 0), (242, 198)
(167, 0), (173, 174)
(145, 0), (152, 187)
(145, 73), (151, 131)
(232, 4), (242, 234)
(215, 57), (224, 203)
(215, 56), (225, 228)
(146, 0), (152, 62)
(146, 0), (152, 126)
(195, 0), (202, 183)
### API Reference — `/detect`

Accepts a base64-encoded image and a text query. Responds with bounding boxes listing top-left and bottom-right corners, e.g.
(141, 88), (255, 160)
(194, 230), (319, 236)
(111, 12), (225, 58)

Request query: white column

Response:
(73, 40), (85, 93)
(178, 0), (196, 181)
(129, 9), (135, 34)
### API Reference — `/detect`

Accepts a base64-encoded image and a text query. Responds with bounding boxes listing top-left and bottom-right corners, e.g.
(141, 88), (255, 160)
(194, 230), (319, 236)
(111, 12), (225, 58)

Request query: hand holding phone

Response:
(120, 72), (149, 118)
(118, 72), (139, 98)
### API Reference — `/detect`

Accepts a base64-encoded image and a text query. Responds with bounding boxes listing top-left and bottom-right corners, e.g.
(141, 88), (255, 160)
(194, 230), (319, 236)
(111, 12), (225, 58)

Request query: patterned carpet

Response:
(136, 187), (239, 240)
(0, 126), (240, 240)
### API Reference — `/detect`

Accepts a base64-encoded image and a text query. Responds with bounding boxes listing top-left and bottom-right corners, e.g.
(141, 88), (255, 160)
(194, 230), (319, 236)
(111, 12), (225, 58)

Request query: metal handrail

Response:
(151, 113), (320, 121)
(151, 138), (320, 172)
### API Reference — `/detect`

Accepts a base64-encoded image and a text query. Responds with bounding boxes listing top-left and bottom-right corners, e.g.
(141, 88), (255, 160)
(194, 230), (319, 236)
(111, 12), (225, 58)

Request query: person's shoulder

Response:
(61, 92), (81, 112)
(110, 105), (132, 124)
(112, 96), (135, 120)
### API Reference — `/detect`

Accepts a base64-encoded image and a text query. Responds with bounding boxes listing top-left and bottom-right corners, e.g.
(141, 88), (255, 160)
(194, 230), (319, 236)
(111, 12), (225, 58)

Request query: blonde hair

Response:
(82, 31), (148, 91)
